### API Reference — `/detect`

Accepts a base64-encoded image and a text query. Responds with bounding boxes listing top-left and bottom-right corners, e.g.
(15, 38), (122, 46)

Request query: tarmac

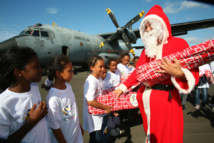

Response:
(39, 69), (214, 143)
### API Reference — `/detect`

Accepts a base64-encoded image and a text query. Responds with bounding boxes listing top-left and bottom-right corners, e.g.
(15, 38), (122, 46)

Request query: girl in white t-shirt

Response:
(83, 56), (111, 143)
(46, 54), (83, 143)
(117, 52), (132, 76)
(0, 48), (50, 143)
(104, 58), (121, 89)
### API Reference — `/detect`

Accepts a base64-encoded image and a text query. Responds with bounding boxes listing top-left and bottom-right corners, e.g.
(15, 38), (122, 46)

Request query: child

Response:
(117, 52), (132, 76)
(132, 56), (139, 68)
(130, 56), (139, 73)
(46, 54), (83, 143)
(104, 58), (121, 89)
(103, 58), (124, 136)
(83, 55), (111, 143)
(0, 47), (50, 143)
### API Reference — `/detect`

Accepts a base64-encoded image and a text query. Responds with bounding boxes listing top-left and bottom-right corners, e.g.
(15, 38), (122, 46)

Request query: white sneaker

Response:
(195, 105), (200, 110)
(110, 129), (119, 137)
(115, 128), (125, 135)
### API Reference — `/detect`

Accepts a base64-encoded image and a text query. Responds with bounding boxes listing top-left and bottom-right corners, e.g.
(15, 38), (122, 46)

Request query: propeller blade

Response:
(124, 11), (145, 29)
(106, 8), (120, 28)
(99, 33), (118, 47)
(121, 33), (132, 50)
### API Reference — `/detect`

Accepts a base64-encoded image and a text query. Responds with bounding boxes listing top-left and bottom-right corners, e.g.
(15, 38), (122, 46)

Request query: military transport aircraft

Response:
(0, 8), (214, 69)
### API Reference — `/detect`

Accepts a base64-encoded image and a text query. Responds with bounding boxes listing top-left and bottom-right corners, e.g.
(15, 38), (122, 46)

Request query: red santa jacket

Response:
(119, 5), (199, 94)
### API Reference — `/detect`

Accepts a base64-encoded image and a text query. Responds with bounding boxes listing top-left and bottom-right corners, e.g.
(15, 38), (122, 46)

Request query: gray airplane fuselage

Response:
(0, 24), (130, 67)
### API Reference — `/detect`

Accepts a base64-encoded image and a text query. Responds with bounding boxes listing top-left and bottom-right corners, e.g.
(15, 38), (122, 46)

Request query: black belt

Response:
(148, 84), (175, 99)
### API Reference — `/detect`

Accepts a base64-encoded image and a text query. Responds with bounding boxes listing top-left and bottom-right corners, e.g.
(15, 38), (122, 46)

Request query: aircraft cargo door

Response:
(83, 37), (94, 63)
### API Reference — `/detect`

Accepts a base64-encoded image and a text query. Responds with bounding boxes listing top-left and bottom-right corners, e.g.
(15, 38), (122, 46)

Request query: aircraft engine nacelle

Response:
(124, 29), (137, 44)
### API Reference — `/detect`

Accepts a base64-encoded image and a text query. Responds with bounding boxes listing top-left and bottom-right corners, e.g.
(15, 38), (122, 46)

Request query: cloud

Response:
(146, 0), (152, 2)
(46, 7), (58, 14)
(163, 1), (208, 14)
(0, 30), (18, 42)
(184, 36), (199, 44)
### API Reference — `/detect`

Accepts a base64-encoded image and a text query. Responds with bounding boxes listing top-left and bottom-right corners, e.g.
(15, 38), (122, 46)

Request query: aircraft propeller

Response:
(99, 8), (145, 54)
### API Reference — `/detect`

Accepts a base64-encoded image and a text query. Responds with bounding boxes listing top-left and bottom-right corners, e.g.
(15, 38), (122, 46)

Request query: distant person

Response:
(41, 75), (53, 90)
(46, 54), (83, 143)
(83, 56), (111, 143)
(117, 52), (133, 76)
(130, 56), (139, 72)
(208, 61), (214, 108)
(114, 5), (199, 142)
(195, 64), (213, 110)
(0, 47), (50, 143)
(132, 56), (139, 68)
(179, 91), (188, 110)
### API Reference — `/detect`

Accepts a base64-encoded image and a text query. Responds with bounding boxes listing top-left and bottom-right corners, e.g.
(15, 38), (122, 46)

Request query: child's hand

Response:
(113, 112), (119, 116)
(104, 106), (112, 114)
(28, 101), (48, 125)
(114, 89), (123, 99)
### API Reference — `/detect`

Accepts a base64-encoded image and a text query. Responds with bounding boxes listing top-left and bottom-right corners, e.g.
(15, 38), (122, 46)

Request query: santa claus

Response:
(115, 5), (199, 143)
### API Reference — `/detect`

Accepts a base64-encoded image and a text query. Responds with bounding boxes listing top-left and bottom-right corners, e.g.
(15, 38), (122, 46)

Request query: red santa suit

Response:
(118, 5), (199, 143)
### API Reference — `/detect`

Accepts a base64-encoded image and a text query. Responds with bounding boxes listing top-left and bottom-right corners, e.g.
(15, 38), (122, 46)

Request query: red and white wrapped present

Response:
(88, 88), (138, 115)
(136, 39), (214, 87)
(88, 73), (139, 115)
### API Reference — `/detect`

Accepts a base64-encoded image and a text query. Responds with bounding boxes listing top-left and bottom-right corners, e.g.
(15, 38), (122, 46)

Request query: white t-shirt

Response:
(210, 61), (214, 75)
(117, 63), (132, 76)
(83, 75), (105, 133)
(46, 83), (83, 143)
(0, 83), (50, 143)
(103, 70), (121, 89)
(198, 64), (212, 88)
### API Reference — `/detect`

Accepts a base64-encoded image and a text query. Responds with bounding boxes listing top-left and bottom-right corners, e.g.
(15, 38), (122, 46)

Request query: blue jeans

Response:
(89, 115), (109, 143)
(107, 115), (120, 131)
(195, 87), (208, 107)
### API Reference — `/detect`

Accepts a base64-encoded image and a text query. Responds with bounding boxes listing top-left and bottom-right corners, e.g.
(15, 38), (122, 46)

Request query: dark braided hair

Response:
(48, 54), (71, 80)
(117, 52), (130, 63)
(107, 58), (117, 66)
(0, 47), (37, 92)
(88, 55), (103, 73)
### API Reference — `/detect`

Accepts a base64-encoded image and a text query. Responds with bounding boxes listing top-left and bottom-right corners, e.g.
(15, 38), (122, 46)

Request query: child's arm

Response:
(87, 100), (111, 114)
(52, 128), (67, 143)
(5, 102), (48, 142)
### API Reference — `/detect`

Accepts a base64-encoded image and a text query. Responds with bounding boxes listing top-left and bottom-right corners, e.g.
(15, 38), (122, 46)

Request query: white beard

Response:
(142, 19), (164, 59)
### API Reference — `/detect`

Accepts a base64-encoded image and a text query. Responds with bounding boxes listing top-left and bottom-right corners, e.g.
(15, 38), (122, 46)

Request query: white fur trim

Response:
(118, 84), (128, 93)
(143, 87), (152, 143)
(139, 14), (169, 45)
(171, 68), (195, 94)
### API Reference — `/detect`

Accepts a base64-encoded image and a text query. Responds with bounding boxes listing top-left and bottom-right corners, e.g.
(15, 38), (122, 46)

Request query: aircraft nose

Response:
(0, 38), (18, 54)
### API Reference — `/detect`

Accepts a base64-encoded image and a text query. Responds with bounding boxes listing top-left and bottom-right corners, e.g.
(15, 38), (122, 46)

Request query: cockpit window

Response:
(25, 30), (32, 35)
(41, 31), (49, 37)
(32, 30), (40, 36)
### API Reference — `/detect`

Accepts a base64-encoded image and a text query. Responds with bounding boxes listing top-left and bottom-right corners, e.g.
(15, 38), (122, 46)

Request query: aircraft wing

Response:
(98, 18), (214, 39)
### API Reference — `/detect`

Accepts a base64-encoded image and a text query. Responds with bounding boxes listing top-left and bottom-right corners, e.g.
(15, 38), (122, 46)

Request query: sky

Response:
(0, 0), (214, 56)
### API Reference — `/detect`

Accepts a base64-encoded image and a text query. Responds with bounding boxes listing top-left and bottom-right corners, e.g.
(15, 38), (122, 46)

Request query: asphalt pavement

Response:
(38, 70), (214, 143)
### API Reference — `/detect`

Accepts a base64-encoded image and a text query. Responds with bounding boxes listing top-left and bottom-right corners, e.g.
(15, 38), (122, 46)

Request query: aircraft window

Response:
(25, 30), (32, 35)
(74, 36), (82, 40)
(41, 31), (49, 37)
(32, 30), (40, 36)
